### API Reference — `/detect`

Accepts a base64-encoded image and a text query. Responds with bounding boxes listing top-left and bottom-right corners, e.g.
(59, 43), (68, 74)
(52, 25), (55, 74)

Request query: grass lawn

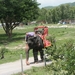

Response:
(0, 25), (35, 64)
(0, 24), (75, 64)
(0, 49), (33, 64)
(0, 24), (75, 75)
(0, 25), (36, 47)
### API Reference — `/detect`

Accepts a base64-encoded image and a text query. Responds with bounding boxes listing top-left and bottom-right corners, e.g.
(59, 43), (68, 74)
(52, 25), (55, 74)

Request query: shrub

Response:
(46, 35), (58, 60)
(46, 39), (75, 75)
(0, 47), (8, 59)
(45, 59), (68, 75)
(62, 40), (75, 75)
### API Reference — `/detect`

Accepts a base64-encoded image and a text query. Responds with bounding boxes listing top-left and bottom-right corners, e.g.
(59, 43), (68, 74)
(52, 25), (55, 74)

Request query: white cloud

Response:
(37, 0), (75, 8)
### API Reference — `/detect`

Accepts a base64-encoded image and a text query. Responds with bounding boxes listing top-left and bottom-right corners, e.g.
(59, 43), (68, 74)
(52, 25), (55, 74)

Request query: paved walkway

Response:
(0, 56), (52, 75)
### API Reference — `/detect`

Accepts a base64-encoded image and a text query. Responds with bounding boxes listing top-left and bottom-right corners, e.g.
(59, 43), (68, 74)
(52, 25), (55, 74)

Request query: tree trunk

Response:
(6, 29), (12, 38)
(1, 20), (13, 39)
(5, 23), (12, 39)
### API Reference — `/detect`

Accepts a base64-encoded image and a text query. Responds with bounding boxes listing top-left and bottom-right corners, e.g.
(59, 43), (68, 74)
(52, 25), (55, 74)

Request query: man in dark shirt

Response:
(25, 32), (44, 65)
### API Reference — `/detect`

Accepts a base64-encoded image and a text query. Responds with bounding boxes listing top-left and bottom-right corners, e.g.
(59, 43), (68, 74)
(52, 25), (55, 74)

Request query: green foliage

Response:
(45, 59), (68, 75)
(46, 35), (64, 60)
(46, 35), (57, 60)
(37, 8), (47, 22)
(0, 47), (8, 59)
(24, 67), (47, 75)
(0, 0), (39, 21)
(62, 40), (75, 75)
(0, 0), (39, 37)
(0, 25), (75, 75)
(46, 39), (75, 75)
(11, 27), (75, 75)
(38, 3), (75, 24)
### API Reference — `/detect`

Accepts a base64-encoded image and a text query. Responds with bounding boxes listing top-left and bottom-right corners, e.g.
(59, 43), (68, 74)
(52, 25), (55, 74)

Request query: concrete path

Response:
(0, 56), (52, 75)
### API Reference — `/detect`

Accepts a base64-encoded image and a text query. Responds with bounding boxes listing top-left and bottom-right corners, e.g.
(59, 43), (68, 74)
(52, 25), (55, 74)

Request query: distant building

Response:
(59, 19), (75, 25)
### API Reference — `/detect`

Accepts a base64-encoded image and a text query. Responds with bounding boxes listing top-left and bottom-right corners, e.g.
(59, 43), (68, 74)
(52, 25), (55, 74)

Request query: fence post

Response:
(44, 49), (46, 66)
(20, 54), (24, 75)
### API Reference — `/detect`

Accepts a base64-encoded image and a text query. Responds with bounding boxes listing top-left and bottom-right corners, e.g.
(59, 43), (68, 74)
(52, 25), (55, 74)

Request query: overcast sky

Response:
(37, 0), (75, 8)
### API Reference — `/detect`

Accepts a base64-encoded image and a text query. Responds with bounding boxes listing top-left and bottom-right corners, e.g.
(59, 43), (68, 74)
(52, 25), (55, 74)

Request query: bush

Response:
(0, 47), (8, 59)
(45, 59), (68, 75)
(46, 35), (58, 60)
(62, 40), (75, 75)
(46, 38), (75, 75)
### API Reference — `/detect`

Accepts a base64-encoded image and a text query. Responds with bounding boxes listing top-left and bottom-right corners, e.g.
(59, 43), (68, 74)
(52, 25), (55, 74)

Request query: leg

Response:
(25, 43), (30, 65)
(33, 48), (38, 63)
(39, 48), (44, 61)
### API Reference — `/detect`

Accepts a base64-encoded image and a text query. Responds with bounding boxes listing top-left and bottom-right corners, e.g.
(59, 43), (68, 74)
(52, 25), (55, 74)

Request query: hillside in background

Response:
(43, 6), (55, 9)
(43, 2), (75, 9)
(66, 2), (75, 6)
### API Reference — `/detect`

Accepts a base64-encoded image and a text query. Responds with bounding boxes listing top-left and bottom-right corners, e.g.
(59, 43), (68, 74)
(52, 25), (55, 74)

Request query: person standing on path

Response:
(25, 32), (44, 65)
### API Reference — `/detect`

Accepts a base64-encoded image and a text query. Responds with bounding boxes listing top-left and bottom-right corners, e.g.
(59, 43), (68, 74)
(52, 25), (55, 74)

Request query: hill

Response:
(66, 2), (75, 6)
(44, 6), (55, 9)
(43, 2), (75, 9)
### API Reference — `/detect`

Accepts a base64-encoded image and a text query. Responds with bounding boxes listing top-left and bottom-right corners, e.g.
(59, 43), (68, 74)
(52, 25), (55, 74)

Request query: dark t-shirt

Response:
(26, 32), (44, 49)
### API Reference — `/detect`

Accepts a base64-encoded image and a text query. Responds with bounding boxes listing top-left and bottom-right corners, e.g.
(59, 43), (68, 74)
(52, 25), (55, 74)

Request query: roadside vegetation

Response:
(0, 24), (75, 75)
(14, 30), (75, 75)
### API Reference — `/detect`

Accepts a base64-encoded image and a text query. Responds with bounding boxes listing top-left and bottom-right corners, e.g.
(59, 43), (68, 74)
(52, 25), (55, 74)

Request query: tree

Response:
(59, 4), (70, 20)
(0, 0), (39, 38)
(37, 8), (47, 23)
(69, 6), (75, 20)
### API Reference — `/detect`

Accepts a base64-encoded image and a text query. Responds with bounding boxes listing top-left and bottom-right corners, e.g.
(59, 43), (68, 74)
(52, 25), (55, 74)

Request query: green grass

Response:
(0, 25), (35, 47)
(0, 25), (75, 64)
(48, 27), (75, 46)
(0, 24), (75, 75)
(14, 26), (75, 75)
(1, 25), (75, 47)
(0, 49), (33, 64)
(0, 25), (35, 64)
(14, 66), (47, 75)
